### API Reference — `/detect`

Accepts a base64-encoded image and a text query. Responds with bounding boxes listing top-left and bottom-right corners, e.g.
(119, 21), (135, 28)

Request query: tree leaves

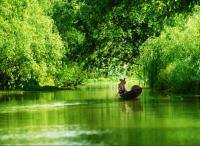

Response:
(139, 6), (200, 92)
(0, 0), (64, 89)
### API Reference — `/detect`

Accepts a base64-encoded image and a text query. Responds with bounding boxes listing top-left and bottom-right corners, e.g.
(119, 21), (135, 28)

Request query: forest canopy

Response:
(0, 0), (200, 91)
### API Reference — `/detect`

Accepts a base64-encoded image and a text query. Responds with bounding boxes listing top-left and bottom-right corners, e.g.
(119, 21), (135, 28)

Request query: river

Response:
(0, 81), (200, 145)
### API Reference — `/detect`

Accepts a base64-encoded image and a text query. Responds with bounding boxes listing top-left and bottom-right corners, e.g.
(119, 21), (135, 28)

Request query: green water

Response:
(0, 82), (200, 145)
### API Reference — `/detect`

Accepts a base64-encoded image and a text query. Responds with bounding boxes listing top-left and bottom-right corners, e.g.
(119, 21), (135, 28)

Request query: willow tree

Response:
(139, 6), (200, 93)
(0, 0), (64, 89)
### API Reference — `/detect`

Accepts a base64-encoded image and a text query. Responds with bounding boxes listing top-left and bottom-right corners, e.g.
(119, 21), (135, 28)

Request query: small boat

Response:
(119, 85), (142, 100)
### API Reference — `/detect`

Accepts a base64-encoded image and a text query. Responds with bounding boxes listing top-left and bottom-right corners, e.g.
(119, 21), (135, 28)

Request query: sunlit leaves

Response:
(139, 6), (200, 92)
(0, 0), (64, 89)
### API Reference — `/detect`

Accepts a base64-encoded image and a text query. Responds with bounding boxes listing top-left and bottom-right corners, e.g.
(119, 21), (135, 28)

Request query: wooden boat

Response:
(119, 85), (142, 100)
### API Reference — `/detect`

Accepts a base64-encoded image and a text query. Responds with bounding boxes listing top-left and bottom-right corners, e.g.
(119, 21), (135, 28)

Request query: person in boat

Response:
(118, 78), (143, 99)
(118, 78), (127, 95)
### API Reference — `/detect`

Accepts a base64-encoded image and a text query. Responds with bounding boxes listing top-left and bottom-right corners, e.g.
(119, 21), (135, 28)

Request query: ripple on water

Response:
(0, 126), (110, 145)
(0, 99), (117, 113)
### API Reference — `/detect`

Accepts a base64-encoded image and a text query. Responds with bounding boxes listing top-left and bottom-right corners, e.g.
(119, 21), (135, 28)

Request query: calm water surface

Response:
(0, 81), (200, 145)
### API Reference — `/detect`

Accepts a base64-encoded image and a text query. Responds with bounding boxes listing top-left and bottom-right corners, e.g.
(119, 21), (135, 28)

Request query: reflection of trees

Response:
(2, 105), (65, 132)
(0, 93), (24, 102)
(174, 95), (200, 119)
(0, 92), (57, 105)
(142, 93), (200, 121)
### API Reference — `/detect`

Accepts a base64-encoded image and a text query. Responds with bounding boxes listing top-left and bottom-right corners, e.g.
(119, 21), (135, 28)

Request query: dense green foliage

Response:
(0, 0), (64, 89)
(0, 0), (200, 91)
(139, 6), (200, 93)
(53, 0), (198, 77)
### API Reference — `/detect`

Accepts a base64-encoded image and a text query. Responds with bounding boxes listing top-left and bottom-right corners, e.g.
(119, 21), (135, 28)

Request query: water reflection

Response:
(120, 99), (143, 113)
(1, 83), (200, 145)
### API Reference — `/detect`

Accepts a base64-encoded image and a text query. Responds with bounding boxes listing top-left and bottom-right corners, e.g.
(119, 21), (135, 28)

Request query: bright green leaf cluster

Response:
(0, 0), (64, 89)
